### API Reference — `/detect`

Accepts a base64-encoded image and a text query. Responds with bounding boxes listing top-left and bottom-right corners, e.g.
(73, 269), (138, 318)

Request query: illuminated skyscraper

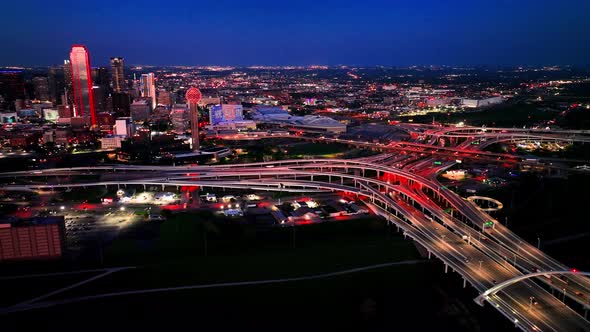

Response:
(63, 60), (73, 108)
(48, 66), (65, 104)
(32, 76), (50, 101)
(0, 70), (25, 110)
(185, 87), (202, 151)
(69, 45), (96, 125)
(140, 73), (156, 110)
(110, 57), (125, 93)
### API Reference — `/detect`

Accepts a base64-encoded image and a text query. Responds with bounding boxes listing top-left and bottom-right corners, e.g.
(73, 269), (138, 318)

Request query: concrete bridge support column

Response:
(445, 264), (448, 273)
(463, 278), (467, 288)
(428, 251), (431, 259)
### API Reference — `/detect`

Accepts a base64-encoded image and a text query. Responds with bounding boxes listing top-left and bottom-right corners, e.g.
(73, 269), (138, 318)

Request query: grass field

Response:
(0, 213), (516, 332)
(406, 101), (557, 127)
(285, 142), (350, 157)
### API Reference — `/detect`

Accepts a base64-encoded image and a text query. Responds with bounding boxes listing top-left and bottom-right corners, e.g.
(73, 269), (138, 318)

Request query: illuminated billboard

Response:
(43, 109), (59, 122)
(1, 112), (17, 123)
(209, 104), (244, 125)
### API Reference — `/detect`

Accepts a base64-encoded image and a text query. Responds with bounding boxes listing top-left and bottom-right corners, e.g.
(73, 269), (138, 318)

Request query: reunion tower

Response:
(185, 87), (202, 151)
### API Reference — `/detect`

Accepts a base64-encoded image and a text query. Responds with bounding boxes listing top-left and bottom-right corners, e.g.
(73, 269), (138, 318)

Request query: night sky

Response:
(2, 0), (590, 67)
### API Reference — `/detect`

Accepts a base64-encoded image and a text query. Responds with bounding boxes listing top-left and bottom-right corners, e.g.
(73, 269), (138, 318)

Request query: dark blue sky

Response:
(2, 0), (590, 66)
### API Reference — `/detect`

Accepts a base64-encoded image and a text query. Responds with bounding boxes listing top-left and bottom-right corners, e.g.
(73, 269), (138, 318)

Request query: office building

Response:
(69, 45), (96, 125)
(95, 112), (115, 128)
(130, 99), (152, 122)
(100, 136), (124, 149)
(111, 92), (131, 116)
(92, 86), (108, 113)
(207, 104), (256, 132)
(47, 67), (65, 104)
(0, 217), (65, 261)
(92, 67), (110, 93)
(32, 76), (50, 101)
(157, 90), (173, 106)
(115, 117), (134, 137)
(170, 104), (189, 133)
(140, 73), (156, 110)
(57, 104), (73, 118)
(63, 60), (74, 107)
(0, 70), (25, 111)
(110, 57), (125, 93)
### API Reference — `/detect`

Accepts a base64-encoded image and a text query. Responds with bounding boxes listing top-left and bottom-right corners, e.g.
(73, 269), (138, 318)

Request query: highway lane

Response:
(5, 169), (590, 330)
(2, 156), (590, 329)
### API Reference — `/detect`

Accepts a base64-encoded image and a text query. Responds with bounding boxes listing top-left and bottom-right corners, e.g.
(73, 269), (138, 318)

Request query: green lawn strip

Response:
(45, 217), (421, 300)
(0, 272), (102, 307)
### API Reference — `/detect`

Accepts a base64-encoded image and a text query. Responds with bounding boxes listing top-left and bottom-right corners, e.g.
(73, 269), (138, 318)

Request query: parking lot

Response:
(63, 207), (143, 251)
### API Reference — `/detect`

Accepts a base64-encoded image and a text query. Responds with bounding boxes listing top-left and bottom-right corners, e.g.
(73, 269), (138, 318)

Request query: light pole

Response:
(537, 236), (541, 249)
(562, 288), (567, 303)
(513, 252), (517, 266)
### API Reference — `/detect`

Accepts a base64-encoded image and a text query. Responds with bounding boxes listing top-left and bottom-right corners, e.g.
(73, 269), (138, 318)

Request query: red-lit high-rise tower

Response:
(69, 45), (96, 126)
(185, 87), (202, 151)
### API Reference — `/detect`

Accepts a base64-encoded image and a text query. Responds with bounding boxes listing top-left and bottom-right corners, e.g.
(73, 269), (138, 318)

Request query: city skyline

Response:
(2, 0), (590, 67)
(2, 2), (590, 330)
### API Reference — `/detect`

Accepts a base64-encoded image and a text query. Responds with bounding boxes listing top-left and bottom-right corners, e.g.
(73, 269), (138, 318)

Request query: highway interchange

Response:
(1, 125), (590, 331)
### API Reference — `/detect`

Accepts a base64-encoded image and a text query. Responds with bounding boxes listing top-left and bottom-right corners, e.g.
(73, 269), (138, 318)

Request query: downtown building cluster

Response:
(0, 54), (586, 168)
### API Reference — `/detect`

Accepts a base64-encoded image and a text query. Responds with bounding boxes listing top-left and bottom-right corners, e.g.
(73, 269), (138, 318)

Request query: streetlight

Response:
(563, 288), (567, 303)
(513, 252), (517, 266)
(60, 206), (65, 210)
(120, 206), (126, 211)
